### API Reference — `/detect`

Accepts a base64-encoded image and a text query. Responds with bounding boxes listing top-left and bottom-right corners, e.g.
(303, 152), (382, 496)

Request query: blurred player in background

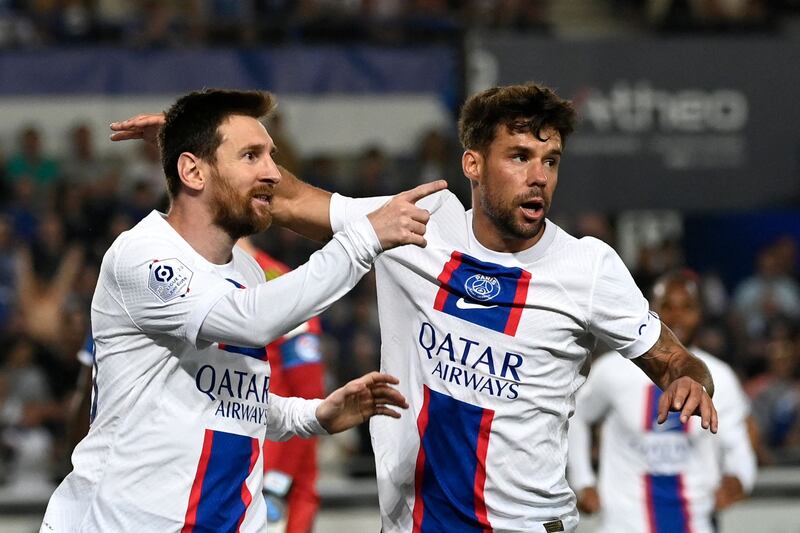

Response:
(238, 237), (325, 533)
(43, 88), (442, 533)
(111, 82), (719, 533)
(568, 270), (757, 533)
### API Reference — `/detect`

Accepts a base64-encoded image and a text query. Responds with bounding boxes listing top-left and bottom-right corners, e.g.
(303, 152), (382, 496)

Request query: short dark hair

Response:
(651, 269), (701, 302)
(458, 83), (577, 154)
(159, 89), (276, 199)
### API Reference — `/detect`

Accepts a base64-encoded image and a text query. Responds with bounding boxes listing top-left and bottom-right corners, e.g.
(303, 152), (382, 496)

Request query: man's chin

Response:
(252, 215), (273, 234)
(512, 219), (545, 241)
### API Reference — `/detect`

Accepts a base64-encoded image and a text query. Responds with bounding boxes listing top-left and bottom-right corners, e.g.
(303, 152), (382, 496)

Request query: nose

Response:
(261, 154), (281, 185)
(528, 162), (548, 186)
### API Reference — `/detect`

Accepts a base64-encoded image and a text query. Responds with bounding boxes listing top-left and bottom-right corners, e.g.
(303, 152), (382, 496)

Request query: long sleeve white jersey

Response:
(42, 210), (380, 533)
(567, 348), (756, 533)
(330, 191), (661, 533)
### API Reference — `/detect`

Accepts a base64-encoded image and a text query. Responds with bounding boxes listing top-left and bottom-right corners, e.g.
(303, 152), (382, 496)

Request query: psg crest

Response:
(464, 274), (502, 302)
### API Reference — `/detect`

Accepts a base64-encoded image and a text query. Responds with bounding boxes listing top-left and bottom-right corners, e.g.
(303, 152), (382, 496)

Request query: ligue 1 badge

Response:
(148, 258), (193, 302)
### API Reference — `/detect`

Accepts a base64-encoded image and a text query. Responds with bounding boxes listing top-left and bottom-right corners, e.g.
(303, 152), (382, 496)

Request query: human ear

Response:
(462, 150), (482, 183)
(177, 152), (205, 192)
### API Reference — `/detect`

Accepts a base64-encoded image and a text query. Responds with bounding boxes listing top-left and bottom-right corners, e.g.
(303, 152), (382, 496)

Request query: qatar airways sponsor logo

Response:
(195, 364), (270, 425)
(417, 321), (521, 400)
(634, 432), (692, 474)
(576, 81), (748, 133)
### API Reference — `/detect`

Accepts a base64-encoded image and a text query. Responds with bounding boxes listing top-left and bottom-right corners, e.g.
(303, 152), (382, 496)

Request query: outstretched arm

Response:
(266, 372), (407, 441)
(315, 371), (408, 433)
(111, 114), (334, 239)
(110, 115), (444, 241)
(632, 322), (718, 432)
(269, 167), (334, 241)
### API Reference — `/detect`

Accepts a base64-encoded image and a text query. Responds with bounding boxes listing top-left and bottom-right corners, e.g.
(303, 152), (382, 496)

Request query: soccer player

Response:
(42, 89), (446, 533)
(111, 83), (718, 533)
(567, 271), (756, 533)
(238, 236), (327, 532)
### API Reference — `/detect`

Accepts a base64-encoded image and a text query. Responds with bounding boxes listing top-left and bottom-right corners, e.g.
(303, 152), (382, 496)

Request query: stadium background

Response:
(0, 1), (799, 531)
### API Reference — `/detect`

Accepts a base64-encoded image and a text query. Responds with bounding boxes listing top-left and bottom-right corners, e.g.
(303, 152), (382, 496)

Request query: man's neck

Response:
(166, 203), (235, 265)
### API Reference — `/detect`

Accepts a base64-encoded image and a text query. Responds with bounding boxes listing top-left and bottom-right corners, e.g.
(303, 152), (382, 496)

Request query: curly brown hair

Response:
(458, 83), (577, 154)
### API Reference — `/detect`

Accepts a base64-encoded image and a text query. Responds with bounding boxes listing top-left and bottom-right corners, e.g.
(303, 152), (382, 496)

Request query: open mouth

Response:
(252, 193), (272, 206)
(519, 198), (545, 220)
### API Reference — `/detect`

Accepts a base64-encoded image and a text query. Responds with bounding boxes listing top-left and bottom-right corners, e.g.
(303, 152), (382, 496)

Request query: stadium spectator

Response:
(60, 123), (113, 187)
(0, 216), (18, 333)
(732, 240), (800, 340)
(746, 324), (800, 463)
(4, 126), (60, 189)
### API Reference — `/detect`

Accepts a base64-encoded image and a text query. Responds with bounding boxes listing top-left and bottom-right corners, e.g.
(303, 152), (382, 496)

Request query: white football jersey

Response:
(331, 191), (660, 533)
(42, 212), (331, 533)
(567, 348), (756, 533)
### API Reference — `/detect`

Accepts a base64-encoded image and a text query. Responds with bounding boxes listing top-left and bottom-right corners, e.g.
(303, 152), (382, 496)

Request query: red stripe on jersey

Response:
(235, 439), (261, 532)
(182, 429), (215, 533)
(643, 385), (655, 431)
(412, 387), (432, 532)
(433, 252), (463, 311)
(474, 409), (495, 532)
(503, 269), (531, 336)
(678, 475), (694, 533)
(644, 475), (657, 533)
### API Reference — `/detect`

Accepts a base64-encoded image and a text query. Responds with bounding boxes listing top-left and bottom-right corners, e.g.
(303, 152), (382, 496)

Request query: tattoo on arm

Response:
(632, 322), (715, 397)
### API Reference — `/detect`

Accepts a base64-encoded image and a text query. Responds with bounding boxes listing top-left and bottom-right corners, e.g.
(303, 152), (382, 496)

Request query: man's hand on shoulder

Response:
(367, 180), (447, 250)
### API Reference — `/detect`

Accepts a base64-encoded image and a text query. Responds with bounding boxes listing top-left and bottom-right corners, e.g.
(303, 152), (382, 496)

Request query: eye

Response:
(243, 152), (256, 161)
(544, 158), (560, 168)
(512, 154), (528, 163)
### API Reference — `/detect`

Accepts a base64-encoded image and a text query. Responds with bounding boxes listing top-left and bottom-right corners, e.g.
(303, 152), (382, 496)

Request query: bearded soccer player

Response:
(567, 271), (756, 533)
(111, 83), (718, 533)
(42, 89), (447, 533)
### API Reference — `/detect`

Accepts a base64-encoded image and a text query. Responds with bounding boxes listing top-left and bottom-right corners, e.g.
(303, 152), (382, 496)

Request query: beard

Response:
(208, 166), (273, 240)
(478, 176), (549, 242)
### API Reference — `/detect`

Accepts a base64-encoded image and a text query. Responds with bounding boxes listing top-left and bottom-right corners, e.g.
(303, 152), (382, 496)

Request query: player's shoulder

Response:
(568, 234), (616, 258)
(114, 211), (177, 252)
(106, 212), (202, 279)
(544, 223), (611, 258)
(421, 189), (464, 215)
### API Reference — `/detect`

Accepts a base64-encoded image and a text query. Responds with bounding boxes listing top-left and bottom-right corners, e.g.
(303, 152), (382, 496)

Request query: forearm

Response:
(271, 167), (334, 241)
(266, 395), (326, 441)
(199, 216), (380, 347)
(635, 324), (715, 397)
(666, 349), (715, 398)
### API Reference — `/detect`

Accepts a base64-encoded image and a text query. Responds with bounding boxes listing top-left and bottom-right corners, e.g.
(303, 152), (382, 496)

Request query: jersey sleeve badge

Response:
(148, 258), (193, 303)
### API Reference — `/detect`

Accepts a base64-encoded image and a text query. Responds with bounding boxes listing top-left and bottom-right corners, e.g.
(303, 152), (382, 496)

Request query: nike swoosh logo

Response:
(455, 298), (498, 310)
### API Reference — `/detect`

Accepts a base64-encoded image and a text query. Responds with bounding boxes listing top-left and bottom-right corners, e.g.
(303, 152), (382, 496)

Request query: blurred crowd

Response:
(0, 114), (798, 497)
(2, 0), (800, 48)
